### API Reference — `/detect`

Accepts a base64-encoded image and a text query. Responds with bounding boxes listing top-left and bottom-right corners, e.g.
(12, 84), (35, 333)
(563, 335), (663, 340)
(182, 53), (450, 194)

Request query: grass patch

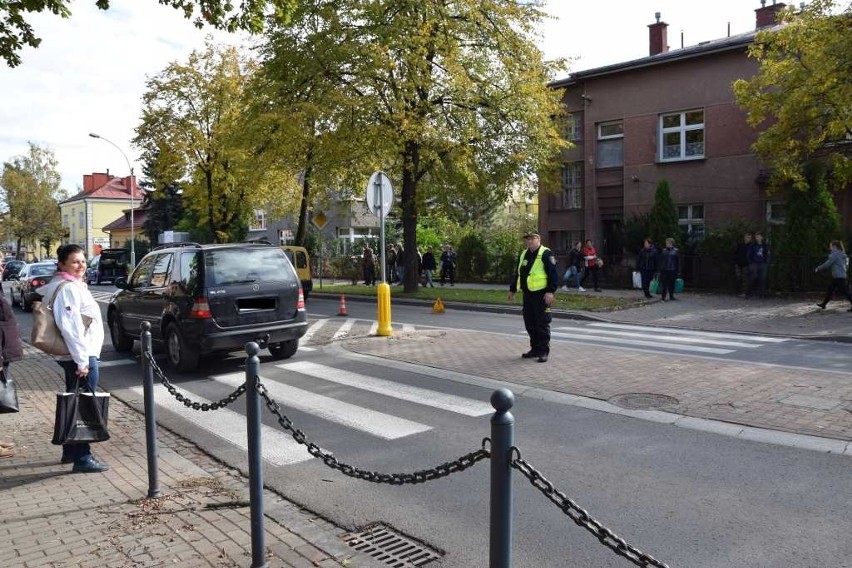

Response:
(312, 284), (630, 311)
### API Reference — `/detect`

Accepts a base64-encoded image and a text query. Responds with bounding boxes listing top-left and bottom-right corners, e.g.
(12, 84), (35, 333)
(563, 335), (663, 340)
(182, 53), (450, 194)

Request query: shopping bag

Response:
(31, 281), (70, 356)
(632, 271), (642, 289)
(675, 278), (685, 293)
(0, 368), (18, 413)
(52, 382), (110, 445)
(649, 278), (660, 295)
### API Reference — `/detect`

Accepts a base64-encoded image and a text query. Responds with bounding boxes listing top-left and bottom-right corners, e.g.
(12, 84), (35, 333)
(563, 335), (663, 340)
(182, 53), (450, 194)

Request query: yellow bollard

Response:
(376, 282), (393, 336)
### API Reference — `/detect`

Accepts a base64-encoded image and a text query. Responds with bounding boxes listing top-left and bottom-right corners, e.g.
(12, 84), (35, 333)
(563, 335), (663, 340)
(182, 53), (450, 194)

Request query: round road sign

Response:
(366, 171), (394, 220)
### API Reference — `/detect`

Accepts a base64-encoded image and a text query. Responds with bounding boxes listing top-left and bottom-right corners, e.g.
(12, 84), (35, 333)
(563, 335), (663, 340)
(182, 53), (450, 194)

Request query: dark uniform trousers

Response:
(522, 290), (550, 356)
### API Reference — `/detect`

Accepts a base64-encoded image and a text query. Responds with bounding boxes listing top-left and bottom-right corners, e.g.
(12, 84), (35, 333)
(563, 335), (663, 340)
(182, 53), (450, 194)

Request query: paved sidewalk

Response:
(0, 347), (377, 568)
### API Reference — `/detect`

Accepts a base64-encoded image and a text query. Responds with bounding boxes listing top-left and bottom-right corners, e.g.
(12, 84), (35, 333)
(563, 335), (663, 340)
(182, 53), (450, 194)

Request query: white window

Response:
(566, 112), (583, 141)
(678, 204), (705, 241)
(660, 110), (704, 161)
(249, 209), (266, 231)
(596, 120), (623, 168)
(560, 162), (583, 210)
(766, 201), (786, 224)
(78, 212), (84, 227)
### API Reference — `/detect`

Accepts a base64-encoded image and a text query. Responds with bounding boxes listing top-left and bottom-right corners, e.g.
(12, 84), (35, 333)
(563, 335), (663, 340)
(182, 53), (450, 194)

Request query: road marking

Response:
(585, 322), (789, 343)
(277, 361), (493, 417)
(550, 331), (734, 354)
(566, 327), (762, 348)
(212, 372), (431, 439)
(332, 318), (355, 340)
(99, 359), (138, 368)
(129, 385), (313, 466)
(301, 318), (328, 343)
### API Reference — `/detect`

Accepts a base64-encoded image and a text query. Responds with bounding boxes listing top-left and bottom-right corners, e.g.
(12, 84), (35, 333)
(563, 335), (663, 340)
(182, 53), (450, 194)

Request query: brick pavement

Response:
(343, 329), (852, 447)
(0, 347), (378, 568)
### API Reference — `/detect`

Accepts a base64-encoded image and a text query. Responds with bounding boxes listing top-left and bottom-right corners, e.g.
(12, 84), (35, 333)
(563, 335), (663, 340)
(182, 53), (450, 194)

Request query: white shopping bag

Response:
(632, 271), (642, 289)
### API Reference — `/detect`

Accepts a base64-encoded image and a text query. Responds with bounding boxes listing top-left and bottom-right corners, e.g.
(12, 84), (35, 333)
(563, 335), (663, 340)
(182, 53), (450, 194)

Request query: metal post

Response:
(376, 173), (386, 284)
(490, 388), (515, 568)
(245, 342), (268, 568)
(140, 321), (161, 498)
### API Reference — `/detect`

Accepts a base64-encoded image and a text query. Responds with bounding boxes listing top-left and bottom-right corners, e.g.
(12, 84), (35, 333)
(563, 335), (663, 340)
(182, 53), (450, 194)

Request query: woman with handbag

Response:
(37, 244), (108, 474)
(0, 288), (24, 457)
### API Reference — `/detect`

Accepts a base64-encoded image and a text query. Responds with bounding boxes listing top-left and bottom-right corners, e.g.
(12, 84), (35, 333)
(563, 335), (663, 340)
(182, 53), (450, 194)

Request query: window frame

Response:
(596, 120), (624, 168)
(677, 204), (705, 241)
(566, 112), (583, 141)
(560, 162), (583, 210)
(249, 209), (267, 231)
(659, 110), (705, 162)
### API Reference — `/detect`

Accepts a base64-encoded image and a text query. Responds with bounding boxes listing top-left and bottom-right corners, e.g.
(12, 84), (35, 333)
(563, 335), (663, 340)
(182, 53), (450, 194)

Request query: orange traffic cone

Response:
(432, 298), (445, 314)
(338, 294), (348, 316)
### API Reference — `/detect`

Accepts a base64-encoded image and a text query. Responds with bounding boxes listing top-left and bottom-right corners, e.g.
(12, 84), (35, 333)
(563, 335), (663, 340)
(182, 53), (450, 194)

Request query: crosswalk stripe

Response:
(369, 321), (378, 335)
(332, 318), (355, 340)
(99, 359), (138, 368)
(402, 324), (415, 333)
(550, 331), (734, 354)
(277, 361), (493, 417)
(211, 372), (431, 439)
(301, 318), (328, 343)
(564, 327), (761, 348)
(129, 385), (313, 466)
(586, 322), (788, 343)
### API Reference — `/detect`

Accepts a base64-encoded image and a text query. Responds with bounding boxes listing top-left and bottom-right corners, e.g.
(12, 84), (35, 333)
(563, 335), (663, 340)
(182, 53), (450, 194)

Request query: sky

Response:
(0, 0), (767, 193)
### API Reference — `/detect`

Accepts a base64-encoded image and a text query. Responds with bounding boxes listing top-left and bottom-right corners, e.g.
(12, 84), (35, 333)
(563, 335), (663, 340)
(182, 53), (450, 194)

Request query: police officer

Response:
(508, 231), (559, 362)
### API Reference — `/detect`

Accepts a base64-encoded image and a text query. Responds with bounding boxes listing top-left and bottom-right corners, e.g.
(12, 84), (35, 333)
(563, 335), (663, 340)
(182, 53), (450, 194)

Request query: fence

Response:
(138, 324), (668, 567)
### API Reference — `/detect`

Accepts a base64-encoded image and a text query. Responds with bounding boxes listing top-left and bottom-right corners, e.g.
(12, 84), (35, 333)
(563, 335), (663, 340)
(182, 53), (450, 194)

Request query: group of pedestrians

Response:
(560, 240), (602, 293)
(733, 232), (771, 298)
(361, 242), (456, 287)
(635, 237), (681, 301)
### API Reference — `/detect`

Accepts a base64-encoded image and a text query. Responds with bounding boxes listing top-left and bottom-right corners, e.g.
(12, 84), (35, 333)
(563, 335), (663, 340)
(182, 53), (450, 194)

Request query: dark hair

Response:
(57, 244), (84, 263)
(830, 240), (845, 252)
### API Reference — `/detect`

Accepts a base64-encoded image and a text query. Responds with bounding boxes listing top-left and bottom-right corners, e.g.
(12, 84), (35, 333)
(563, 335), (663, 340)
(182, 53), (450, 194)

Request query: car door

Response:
(115, 254), (156, 339)
(137, 253), (174, 342)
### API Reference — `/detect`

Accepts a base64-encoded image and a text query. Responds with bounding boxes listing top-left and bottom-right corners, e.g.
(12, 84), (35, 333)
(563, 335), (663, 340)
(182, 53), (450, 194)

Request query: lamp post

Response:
(89, 133), (136, 268)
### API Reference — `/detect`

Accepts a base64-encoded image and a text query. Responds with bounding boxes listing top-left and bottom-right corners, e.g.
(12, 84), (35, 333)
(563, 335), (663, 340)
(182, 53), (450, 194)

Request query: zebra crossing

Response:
(128, 357), (489, 468)
(551, 322), (788, 355)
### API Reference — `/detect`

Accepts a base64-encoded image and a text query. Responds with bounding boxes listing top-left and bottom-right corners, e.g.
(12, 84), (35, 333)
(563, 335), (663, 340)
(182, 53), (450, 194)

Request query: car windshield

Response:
(204, 248), (295, 286)
(30, 264), (56, 277)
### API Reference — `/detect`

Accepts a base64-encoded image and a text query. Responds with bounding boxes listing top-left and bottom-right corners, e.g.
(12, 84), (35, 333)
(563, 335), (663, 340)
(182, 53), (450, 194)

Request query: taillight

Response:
(189, 297), (213, 319)
(31, 278), (43, 287)
(297, 288), (305, 310)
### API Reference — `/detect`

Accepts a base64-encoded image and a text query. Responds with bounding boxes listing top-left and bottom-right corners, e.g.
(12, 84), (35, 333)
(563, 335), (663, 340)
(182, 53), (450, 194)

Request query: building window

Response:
(249, 209), (266, 231)
(660, 110), (704, 161)
(678, 204), (705, 243)
(596, 120), (623, 168)
(78, 212), (84, 227)
(766, 201), (786, 224)
(553, 231), (583, 252)
(560, 162), (583, 210)
(566, 112), (583, 141)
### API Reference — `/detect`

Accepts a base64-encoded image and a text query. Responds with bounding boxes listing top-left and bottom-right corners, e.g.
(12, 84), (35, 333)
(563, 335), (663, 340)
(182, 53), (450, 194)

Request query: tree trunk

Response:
(402, 140), (419, 293)
(295, 150), (314, 246)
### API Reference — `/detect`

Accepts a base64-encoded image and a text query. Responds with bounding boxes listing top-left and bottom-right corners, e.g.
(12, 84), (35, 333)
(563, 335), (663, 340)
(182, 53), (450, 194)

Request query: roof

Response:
(102, 208), (148, 231)
(549, 26), (774, 88)
(62, 176), (141, 204)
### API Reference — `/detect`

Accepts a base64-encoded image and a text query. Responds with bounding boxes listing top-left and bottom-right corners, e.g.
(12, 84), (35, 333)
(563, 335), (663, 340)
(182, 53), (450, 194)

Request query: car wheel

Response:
(109, 312), (134, 352)
(22, 296), (32, 312)
(268, 339), (298, 360)
(165, 322), (200, 372)
(10, 289), (18, 307)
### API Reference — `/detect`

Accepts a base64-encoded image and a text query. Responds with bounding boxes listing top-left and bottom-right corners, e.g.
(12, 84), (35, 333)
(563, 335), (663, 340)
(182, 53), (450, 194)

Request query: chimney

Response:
(648, 12), (669, 56)
(756, 1), (786, 28)
(83, 172), (111, 194)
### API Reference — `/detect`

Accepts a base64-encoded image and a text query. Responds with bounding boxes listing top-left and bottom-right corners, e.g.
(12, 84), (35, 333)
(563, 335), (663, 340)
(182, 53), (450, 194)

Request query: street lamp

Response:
(89, 133), (136, 268)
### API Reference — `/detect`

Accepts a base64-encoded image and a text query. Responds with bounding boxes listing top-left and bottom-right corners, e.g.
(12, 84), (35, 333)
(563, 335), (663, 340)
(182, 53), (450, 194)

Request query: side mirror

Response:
(114, 277), (129, 289)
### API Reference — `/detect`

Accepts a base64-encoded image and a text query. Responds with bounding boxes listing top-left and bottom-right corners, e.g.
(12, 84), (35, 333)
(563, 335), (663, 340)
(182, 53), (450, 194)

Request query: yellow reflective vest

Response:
(517, 246), (549, 292)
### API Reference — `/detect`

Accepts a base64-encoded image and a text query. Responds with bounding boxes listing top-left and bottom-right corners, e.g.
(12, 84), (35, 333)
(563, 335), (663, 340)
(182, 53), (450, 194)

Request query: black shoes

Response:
(521, 351), (537, 359)
(537, 354), (548, 363)
(60, 454), (73, 464)
(72, 456), (110, 474)
(644, 293), (652, 298)
(816, 303), (826, 309)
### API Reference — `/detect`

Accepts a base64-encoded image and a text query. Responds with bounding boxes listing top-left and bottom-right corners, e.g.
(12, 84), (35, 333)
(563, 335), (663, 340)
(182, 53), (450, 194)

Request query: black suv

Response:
(107, 242), (307, 371)
(88, 248), (129, 285)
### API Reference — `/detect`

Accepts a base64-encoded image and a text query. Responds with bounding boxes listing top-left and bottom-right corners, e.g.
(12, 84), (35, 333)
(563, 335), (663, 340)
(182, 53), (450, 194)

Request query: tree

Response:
(134, 41), (264, 243)
(1, 0), (300, 68)
(647, 179), (680, 248)
(0, 142), (66, 257)
(270, 0), (567, 292)
(733, 0), (852, 191)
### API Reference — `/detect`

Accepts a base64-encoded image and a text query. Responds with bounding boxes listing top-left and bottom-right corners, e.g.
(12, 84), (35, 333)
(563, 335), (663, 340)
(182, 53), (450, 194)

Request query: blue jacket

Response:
(748, 242), (770, 265)
(816, 249), (849, 279)
(659, 247), (679, 273)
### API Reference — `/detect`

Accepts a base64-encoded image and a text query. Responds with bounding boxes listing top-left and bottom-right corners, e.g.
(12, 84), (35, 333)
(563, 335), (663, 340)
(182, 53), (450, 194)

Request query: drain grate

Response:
(609, 392), (679, 411)
(342, 524), (442, 567)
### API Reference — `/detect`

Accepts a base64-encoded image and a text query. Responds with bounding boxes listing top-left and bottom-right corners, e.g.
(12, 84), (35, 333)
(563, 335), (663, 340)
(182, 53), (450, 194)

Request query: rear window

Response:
(204, 247), (296, 287)
(30, 264), (56, 277)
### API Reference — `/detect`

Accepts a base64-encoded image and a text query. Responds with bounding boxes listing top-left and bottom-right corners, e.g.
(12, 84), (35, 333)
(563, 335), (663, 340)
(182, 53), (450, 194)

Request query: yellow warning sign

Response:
(432, 298), (445, 313)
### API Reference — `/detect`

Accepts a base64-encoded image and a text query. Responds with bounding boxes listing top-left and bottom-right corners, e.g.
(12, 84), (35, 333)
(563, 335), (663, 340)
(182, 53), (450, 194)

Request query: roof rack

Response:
(152, 242), (203, 252)
(241, 238), (274, 245)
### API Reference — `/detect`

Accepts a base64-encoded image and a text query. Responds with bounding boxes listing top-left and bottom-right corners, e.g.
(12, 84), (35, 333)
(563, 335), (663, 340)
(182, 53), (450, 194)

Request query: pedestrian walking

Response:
(734, 232), (752, 297)
(394, 243), (406, 285)
(0, 287), (23, 459)
(580, 239), (601, 291)
(659, 238), (680, 301)
(561, 241), (585, 292)
(747, 231), (770, 298)
(637, 238), (659, 298)
(421, 246), (436, 287)
(36, 244), (108, 474)
(508, 231), (559, 363)
(440, 244), (456, 286)
(385, 244), (397, 283)
(361, 244), (376, 285)
(814, 240), (852, 312)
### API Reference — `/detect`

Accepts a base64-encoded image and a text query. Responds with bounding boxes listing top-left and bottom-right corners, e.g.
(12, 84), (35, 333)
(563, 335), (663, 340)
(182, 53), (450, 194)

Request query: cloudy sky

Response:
(0, 0), (766, 192)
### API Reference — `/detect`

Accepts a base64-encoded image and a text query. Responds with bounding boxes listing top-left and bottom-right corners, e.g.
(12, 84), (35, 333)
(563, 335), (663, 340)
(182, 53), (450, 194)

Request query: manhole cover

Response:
(609, 393), (679, 410)
(342, 524), (442, 567)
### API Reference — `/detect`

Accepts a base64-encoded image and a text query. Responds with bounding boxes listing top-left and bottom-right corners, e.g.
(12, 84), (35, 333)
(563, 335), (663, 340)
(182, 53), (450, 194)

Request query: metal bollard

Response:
(490, 388), (515, 568)
(140, 321), (161, 498)
(245, 342), (268, 568)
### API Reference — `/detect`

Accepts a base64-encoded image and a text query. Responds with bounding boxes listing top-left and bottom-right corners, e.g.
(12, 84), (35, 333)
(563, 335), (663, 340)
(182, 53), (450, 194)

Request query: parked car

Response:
(11, 262), (57, 311)
(281, 245), (312, 299)
(108, 242), (308, 372)
(2, 259), (26, 281)
(86, 248), (129, 285)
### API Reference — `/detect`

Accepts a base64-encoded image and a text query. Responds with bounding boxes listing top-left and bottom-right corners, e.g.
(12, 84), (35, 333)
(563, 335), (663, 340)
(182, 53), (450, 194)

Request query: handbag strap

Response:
(47, 280), (72, 311)
(74, 376), (107, 423)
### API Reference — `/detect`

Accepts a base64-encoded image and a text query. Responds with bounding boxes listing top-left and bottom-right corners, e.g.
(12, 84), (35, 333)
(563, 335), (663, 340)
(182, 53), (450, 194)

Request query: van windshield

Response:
(204, 248), (295, 287)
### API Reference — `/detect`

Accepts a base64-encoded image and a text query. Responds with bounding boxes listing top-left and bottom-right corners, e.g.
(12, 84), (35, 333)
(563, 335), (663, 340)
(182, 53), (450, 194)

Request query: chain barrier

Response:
(257, 381), (490, 484)
(511, 449), (669, 568)
(144, 351), (247, 411)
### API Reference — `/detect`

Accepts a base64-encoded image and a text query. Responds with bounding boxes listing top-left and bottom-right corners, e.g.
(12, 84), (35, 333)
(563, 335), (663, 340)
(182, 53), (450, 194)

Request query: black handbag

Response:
(0, 367), (18, 413)
(51, 379), (110, 445)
